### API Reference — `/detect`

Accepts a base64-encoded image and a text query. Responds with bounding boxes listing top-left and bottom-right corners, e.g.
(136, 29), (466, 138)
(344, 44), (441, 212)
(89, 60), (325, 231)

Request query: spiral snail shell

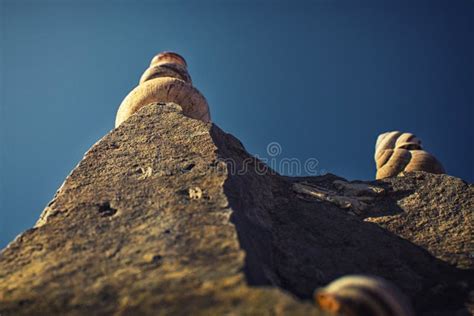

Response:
(314, 275), (415, 316)
(375, 131), (445, 180)
(115, 52), (211, 127)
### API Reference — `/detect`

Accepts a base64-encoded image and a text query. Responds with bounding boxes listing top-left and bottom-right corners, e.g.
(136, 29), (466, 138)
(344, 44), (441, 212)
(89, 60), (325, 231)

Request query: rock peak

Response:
(1, 103), (471, 316)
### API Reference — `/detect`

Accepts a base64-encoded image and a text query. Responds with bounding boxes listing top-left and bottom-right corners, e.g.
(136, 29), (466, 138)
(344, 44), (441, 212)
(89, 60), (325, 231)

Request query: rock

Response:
(292, 180), (385, 215)
(366, 172), (474, 271)
(188, 187), (203, 200)
(0, 103), (317, 316)
(0, 103), (472, 316)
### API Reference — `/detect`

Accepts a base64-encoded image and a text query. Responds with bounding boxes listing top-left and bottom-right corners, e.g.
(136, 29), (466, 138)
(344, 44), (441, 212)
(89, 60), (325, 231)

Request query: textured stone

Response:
(0, 103), (472, 316)
(366, 172), (474, 270)
(0, 103), (318, 316)
(292, 181), (384, 215)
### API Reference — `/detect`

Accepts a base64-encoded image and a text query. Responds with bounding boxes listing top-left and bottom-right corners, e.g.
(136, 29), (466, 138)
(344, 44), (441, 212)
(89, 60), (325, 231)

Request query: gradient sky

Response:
(1, 0), (473, 248)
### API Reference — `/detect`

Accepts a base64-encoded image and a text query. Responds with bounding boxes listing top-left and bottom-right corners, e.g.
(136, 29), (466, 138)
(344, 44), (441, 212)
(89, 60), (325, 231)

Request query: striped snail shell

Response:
(314, 275), (415, 316)
(375, 131), (445, 180)
(115, 52), (211, 127)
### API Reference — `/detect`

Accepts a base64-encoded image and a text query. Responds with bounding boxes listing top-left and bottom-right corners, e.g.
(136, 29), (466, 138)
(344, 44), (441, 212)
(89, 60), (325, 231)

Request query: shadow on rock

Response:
(210, 125), (473, 316)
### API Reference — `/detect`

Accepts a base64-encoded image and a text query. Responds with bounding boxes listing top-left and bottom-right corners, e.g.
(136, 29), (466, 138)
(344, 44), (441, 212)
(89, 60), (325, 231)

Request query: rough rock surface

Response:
(366, 173), (473, 271)
(0, 103), (472, 315)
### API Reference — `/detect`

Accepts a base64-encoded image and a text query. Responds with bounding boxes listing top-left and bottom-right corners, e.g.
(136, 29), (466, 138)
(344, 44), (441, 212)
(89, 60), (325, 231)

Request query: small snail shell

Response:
(115, 52), (210, 127)
(375, 131), (445, 179)
(314, 275), (415, 316)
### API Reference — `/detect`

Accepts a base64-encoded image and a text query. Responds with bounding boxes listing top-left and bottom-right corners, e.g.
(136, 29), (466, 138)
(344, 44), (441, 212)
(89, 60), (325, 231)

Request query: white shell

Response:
(115, 52), (210, 127)
(375, 131), (444, 179)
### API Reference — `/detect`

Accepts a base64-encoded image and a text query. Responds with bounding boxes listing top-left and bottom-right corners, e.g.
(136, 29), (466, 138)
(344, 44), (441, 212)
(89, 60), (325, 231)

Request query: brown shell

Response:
(150, 51), (187, 68)
(115, 52), (210, 127)
(375, 131), (444, 179)
(139, 63), (192, 85)
(314, 275), (415, 316)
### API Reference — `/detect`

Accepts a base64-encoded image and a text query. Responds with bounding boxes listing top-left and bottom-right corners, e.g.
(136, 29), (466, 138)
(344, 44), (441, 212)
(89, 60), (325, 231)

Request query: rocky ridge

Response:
(0, 103), (472, 315)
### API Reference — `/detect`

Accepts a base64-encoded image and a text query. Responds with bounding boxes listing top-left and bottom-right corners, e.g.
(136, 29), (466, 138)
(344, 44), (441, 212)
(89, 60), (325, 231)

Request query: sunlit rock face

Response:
(374, 131), (445, 179)
(0, 104), (471, 316)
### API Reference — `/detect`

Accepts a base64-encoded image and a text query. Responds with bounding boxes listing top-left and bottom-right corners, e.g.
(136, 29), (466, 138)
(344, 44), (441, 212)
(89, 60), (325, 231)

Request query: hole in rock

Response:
(98, 202), (117, 217)
(182, 163), (195, 172)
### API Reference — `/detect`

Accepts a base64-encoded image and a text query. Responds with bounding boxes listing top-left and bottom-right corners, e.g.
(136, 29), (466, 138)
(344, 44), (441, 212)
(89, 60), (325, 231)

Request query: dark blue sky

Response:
(1, 0), (473, 248)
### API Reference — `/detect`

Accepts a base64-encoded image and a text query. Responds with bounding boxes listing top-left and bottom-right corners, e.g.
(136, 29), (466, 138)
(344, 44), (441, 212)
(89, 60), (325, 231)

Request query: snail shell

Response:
(115, 52), (210, 127)
(314, 275), (415, 316)
(375, 131), (445, 179)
